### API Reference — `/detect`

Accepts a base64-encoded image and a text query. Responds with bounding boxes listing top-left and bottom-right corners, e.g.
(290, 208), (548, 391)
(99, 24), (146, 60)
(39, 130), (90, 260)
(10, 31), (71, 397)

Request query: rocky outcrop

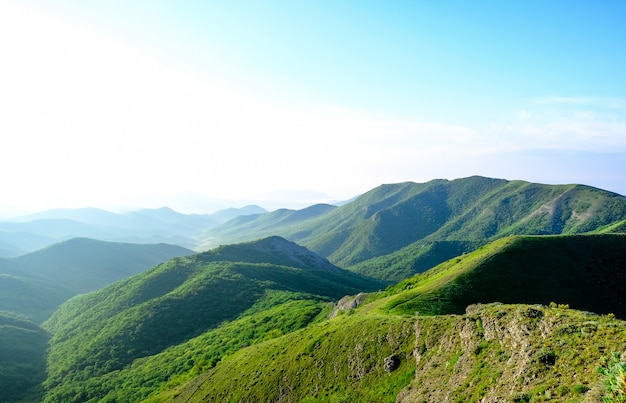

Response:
(397, 303), (623, 402)
(329, 293), (368, 318)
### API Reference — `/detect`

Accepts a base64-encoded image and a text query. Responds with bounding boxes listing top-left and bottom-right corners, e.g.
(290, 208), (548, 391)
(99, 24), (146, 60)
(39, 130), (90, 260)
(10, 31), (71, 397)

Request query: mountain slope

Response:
(0, 312), (49, 403)
(156, 303), (624, 403)
(381, 234), (626, 317)
(41, 237), (384, 403)
(0, 238), (192, 322)
(149, 234), (626, 402)
(199, 176), (626, 279)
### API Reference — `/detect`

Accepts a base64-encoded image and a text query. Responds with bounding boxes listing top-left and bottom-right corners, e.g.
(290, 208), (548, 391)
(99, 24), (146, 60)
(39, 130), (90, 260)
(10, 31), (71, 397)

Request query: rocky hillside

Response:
(144, 234), (626, 402)
(153, 303), (625, 403)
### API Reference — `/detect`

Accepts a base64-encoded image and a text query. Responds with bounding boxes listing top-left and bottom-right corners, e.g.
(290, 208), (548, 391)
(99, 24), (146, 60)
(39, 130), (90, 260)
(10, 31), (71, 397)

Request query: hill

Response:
(156, 303), (625, 403)
(379, 234), (626, 317)
(0, 312), (49, 403)
(38, 234), (626, 402)
(41, 236), (384, 403)
(198, 176), (626, 280)
(148, 234), (626, 402)
(0, 238), (193, 322)
(0, 205), (266, 256)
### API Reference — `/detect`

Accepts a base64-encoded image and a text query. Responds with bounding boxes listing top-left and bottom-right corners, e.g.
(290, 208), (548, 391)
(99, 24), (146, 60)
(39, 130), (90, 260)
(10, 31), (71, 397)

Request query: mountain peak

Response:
(201, 236), (341, 272)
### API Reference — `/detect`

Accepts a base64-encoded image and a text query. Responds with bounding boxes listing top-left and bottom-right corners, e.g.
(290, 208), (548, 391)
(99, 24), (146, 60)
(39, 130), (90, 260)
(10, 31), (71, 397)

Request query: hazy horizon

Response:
(2, 1), (625, 215)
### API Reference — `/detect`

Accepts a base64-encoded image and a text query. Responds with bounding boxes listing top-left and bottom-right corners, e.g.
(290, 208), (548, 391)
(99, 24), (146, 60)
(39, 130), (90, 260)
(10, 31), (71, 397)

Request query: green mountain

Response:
(0, 239), (192, 403)
(0, 238), (193, 322)
(156, 303), (624, 403)
(199, 176), (626, 281)
(148, 234), (626, 402)
(39, 234), (626, 402)
(41, 237), (384, 403)
(0, 312), (49, 403)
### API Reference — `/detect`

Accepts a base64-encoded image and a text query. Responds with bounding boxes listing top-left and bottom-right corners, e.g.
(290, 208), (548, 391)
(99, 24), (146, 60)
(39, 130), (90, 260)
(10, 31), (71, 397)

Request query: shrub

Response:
(598, 352), (626, 402)
(572, 384), (590, 394)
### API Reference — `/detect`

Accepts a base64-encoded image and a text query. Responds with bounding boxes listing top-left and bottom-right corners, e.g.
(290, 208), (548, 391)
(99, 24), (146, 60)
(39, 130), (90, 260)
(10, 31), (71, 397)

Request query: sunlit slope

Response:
(200, 176), (626, 279)
(149, 234), (626, 403)
(42, 237), (384, 403)
(380, 234), (626, 317)
(152, 305), (626, 403)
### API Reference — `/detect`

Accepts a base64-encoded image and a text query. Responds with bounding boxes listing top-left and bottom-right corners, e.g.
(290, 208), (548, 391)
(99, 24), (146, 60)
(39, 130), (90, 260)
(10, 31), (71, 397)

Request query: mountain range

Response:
(0, 205), (266, 257)
(2, 175), (626, 402)
(199, 176), (626, 281)
(41, 234), (626, 403)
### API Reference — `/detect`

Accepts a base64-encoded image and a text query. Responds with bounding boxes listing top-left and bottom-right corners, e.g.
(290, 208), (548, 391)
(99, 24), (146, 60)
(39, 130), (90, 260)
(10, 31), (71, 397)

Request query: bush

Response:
(598, 352), (626, 402)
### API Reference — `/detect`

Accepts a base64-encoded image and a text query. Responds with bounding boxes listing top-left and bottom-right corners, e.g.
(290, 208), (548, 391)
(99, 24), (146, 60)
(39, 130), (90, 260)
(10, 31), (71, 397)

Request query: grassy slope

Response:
(149, 234), (626, 402)
(199, 177), (626, 280)
(42, 238), (384, 403)
(381, 234), (626, 317)
(153, 304), (626, 403)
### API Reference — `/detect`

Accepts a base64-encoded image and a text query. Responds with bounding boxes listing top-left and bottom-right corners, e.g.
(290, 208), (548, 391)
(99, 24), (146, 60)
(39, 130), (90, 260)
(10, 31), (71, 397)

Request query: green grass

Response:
(41, 234), (626, 402)
(147, 314), (417, 403)
(376, 234), (626, 318)
(148, 303), (626, 403)
(41, 238), (384, 402)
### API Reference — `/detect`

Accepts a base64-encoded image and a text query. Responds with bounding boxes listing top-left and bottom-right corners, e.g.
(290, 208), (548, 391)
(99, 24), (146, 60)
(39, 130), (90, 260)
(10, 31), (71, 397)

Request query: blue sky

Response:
(1, 0), (625, 214)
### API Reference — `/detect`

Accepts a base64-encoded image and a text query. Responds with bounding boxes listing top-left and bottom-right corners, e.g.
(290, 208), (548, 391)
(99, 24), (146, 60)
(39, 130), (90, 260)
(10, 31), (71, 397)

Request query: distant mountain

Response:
(0, 205), (267, 256)
(0, 238), (193, 322)
(199, 176), (626, 280)
(197, 203), (337, 247)
(0, 230), (56, 257)
(41, 237), (384, 403)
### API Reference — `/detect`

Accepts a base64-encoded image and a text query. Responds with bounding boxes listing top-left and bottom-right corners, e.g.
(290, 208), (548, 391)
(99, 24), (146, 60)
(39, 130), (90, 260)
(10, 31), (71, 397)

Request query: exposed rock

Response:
(329, 293), (368, 318)
(398, 303), (624, 402)
(249, 236), (341, 272)
(383, 355), (400, 373)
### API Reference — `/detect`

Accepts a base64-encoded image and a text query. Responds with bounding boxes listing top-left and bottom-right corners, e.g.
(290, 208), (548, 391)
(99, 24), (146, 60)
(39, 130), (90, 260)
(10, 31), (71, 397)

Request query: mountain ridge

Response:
(148, 233), (626, 402)
(199, 176), (626, 280)
(41, 236), (384, 402)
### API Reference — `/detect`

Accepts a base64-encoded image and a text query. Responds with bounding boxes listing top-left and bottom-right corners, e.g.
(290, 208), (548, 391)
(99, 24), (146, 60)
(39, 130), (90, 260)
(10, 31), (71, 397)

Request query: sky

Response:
(1, 0), (625, 215)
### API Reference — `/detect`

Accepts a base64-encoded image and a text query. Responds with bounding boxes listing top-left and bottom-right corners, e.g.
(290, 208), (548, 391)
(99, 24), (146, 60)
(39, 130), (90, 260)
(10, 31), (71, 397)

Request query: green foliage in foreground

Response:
(151, 303), (626, 402)
(0, 311), (49, 402)
(599, 352), (626, 402)
(148, 314), (416, 403)
(43, 294), (331, 403)
(41, 234), (626, 402)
